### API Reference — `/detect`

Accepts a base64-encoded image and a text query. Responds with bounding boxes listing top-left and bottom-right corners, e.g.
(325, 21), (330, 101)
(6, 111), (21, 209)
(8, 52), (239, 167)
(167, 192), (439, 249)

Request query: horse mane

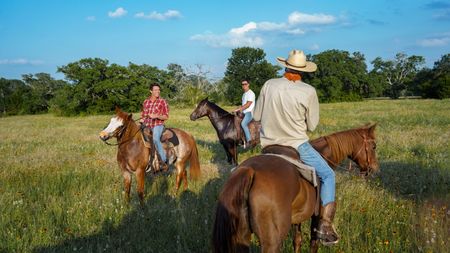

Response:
(207, 100), (231, 116)
(115, 108), (138, 136)
(323, 126), (369, 163)
(116, 109), (129, 121)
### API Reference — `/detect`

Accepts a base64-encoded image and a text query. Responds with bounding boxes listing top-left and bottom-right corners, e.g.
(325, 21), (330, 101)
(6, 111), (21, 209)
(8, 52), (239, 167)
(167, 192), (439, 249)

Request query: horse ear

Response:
(115, 106), (121, 114)
(128, 113), (133, 120)
(369, 122), (377, 132)
(367, 122), (377, 137)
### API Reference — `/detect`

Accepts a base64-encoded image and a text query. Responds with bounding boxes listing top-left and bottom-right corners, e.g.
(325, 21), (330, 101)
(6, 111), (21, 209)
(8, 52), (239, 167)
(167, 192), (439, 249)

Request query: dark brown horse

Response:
(212, 124), (378, 253)
(190, 98), (260, 165)
(99, 107), (201, 204)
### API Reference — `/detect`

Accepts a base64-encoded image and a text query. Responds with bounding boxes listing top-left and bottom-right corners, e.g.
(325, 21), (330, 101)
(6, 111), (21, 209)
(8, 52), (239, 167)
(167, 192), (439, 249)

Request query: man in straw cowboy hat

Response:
(253, 49), (339, 245)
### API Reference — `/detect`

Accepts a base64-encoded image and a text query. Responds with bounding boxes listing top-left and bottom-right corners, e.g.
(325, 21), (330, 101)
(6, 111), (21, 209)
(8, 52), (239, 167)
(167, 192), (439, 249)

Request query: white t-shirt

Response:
(242, 89), (255, 113)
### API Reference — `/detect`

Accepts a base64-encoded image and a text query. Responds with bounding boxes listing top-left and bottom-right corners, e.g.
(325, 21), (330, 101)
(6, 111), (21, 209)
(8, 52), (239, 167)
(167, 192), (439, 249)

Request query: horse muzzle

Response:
(189, 114), (198, 121)
(99, 131), (111, 141)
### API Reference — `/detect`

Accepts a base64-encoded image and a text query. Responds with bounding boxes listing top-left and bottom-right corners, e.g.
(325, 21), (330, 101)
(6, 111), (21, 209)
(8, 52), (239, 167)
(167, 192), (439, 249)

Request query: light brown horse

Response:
(212, 124), (378, 253)
(99, 107), (201, 204)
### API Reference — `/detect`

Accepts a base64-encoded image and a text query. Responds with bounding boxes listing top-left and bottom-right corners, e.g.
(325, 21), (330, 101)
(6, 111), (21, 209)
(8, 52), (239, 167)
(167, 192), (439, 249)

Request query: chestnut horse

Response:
(190, 98), (260, 165)
(99, 107), (201, 204)
(212, 124), (378, 253)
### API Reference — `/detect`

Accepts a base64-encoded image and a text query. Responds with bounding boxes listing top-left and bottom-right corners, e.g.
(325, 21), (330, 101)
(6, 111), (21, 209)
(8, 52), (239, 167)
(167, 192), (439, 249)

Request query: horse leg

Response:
(292, 224), (302, 253)
(230, 142), (238, 165)
(310, 214), (320, 253)
(136, 168), (145, 206)
(122, 170), (132, 203)
(222, 142), (233, 164)
(253, 208), (290, 253)
(175, 160), (184, 191)
(182, 169), (188, 190)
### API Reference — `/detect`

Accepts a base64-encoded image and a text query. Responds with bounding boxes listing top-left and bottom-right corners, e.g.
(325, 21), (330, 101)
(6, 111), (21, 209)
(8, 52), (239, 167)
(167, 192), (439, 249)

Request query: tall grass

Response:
(0, 99), (448, 252)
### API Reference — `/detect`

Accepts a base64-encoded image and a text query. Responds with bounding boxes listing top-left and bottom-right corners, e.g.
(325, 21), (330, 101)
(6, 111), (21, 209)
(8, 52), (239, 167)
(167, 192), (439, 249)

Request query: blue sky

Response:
(1, 0), (449, 80)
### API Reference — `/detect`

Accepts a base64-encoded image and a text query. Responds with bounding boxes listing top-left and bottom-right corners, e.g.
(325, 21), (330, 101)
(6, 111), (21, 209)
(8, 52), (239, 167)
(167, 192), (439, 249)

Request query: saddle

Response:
(141, 125), (179, 172)
(262, 144), (321, 215)
(233, 111), (260, 148)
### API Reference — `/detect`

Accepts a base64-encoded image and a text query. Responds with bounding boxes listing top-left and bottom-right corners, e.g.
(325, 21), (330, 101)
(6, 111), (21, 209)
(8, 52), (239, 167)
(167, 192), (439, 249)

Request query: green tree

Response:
(127, 62), (169, 112)
(22, 73), (66, 114)
(56, 58), (170, 115)
(166, 63), (185, 97)
(304, 50), (369, 102)
(56, 58), (110, 115)
(224, 47), (281, 104)
(415, 54), (450, 99)
(0, 78), (29, 116)
(370, 53), (425, 98)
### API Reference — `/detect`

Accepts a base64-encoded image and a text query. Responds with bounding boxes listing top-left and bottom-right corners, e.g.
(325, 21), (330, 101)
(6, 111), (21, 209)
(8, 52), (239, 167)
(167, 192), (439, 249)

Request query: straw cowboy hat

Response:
(276, 50), (317, 72)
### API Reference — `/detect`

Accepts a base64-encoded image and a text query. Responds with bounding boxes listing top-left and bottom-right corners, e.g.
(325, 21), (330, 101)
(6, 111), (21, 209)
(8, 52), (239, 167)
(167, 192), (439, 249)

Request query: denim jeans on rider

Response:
(152, 124), (166, 162)
(297, 141), (335, 205)
(241, 112), (252, 142)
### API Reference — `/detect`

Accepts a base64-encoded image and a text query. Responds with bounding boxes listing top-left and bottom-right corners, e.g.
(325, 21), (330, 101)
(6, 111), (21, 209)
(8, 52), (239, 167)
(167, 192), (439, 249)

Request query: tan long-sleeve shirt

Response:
(253, 77), (319, 149)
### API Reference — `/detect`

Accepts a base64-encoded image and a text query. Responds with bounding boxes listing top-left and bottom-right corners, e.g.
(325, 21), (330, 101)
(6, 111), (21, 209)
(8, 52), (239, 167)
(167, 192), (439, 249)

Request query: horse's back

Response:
(240, 155), (315, 249)
(244, 155), (301, 220)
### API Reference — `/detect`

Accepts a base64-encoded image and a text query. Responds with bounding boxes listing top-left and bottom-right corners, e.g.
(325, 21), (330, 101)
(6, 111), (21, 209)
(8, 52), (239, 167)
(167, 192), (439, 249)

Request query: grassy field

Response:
(0, 99), (449, 253)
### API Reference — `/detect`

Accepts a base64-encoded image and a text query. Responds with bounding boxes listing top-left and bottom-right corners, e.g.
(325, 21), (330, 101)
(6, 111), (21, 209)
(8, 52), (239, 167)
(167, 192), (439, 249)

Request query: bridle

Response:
(102, 118), (142, 146)
(319, 133), (375, 176)
(351, 134), (376, 176)
(191, 103), (233, 121)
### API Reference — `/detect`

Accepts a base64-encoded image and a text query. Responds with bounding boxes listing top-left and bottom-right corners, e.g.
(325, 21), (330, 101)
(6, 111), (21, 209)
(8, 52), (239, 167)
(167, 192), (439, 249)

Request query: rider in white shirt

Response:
(234, 80), (256, 148)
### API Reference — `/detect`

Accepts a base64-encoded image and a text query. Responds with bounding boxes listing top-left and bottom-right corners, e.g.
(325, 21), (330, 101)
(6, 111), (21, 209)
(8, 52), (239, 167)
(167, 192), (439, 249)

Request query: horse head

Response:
(352, 123), (379, 177)
(190, 97), (210, 121)
(99, 106), (133, 141)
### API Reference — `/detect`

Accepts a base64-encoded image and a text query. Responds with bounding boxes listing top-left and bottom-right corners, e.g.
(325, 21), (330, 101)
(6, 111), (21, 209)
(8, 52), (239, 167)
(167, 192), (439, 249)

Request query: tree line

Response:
(0, 48), (448, 116)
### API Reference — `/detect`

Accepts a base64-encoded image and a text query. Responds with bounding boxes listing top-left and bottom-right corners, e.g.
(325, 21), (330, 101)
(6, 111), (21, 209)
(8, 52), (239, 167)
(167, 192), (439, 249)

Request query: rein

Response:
(102, 118), (142, 146)
(319, 133), (375, 174)
(352, 134), (375, 172)
(194, 112), (233, 121)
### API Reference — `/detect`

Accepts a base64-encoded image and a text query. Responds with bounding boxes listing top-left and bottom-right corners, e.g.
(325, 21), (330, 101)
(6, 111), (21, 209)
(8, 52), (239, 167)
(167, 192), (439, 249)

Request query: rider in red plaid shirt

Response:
(140, 83), (169, 166)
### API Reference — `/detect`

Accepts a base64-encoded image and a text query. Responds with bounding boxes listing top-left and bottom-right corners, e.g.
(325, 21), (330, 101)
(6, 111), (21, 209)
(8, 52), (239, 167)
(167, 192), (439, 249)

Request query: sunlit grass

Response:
(0, 99), (448, 252)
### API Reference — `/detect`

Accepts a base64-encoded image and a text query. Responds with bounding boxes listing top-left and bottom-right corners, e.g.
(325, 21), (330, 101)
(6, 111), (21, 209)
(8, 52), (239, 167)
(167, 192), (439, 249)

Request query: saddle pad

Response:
(262, 153), (318, 187)
(161, 128), (179, 146)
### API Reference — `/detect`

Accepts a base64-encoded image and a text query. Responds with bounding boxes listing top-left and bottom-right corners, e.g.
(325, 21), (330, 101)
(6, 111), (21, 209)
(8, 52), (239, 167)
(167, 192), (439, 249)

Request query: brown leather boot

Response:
(159, 160), (169, 172)
(249, 139), (258, 148)
(317, 202), (339, 246)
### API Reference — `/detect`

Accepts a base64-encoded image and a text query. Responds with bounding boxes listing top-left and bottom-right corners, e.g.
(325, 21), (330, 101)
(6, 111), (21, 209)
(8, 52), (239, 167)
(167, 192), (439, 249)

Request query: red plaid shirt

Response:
(141, 97), (169, 128)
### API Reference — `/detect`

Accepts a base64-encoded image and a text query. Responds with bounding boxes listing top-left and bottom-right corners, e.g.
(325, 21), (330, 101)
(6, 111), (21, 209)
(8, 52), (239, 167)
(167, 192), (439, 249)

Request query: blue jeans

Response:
(241, 112), (252, 142)
(297, 141), (335, 205)
(152, 125), (166, 162)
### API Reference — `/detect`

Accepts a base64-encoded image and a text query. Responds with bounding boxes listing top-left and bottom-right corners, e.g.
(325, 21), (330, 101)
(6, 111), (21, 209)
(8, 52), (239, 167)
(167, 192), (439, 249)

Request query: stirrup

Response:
(315, 226), (339, 246)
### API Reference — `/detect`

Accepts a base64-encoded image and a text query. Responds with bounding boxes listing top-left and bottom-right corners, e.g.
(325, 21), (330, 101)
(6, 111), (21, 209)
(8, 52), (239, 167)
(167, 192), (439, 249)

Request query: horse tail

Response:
(189, 138), (201, 180)
(212, 166), (255, 253)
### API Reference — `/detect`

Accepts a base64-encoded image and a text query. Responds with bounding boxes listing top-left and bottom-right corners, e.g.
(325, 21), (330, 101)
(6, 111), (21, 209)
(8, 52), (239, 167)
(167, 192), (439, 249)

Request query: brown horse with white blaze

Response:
(212, 124), (378, 253)
(99, 107), (201, 204)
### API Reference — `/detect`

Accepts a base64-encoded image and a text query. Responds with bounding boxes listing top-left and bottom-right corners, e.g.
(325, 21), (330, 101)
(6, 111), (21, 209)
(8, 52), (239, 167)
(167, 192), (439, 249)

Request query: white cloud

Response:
(257, 21), (286, 31)
(191, 11), (337, 48)
(86, 16), (96, 21)
(190, 31), (263, 48)
(230, 22), (257, 35)
(135, 10), (182, 20)
(418, 33), (450, 47)
(288, 12), (336, 25)
(0, 59), (44, 65)
(286, 28), (306, 35)
(309, 44), (320, 50)
(108, 7), (127, 18)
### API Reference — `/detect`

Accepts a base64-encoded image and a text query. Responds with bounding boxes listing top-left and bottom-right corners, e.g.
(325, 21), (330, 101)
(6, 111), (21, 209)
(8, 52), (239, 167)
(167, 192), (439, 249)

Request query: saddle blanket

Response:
(262, 153), (318, 187)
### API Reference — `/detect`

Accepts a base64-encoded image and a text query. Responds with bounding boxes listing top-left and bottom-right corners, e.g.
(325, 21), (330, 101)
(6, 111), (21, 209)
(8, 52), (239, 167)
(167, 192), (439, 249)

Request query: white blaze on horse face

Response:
(100, 116), (124, 137)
